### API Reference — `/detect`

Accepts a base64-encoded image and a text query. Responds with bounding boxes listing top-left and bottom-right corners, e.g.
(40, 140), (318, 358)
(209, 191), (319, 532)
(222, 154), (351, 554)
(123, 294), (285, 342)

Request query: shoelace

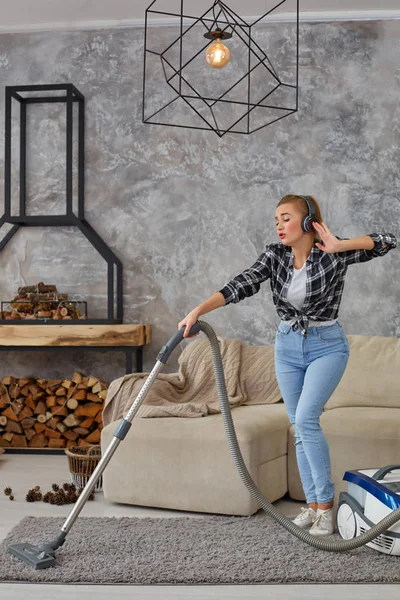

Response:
(298, 507), (315, 520)
(312, 511), (330, 528)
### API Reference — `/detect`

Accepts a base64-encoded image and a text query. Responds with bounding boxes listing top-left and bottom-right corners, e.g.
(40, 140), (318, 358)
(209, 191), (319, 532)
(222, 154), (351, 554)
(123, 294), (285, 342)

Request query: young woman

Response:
(178, 194), (397, 536)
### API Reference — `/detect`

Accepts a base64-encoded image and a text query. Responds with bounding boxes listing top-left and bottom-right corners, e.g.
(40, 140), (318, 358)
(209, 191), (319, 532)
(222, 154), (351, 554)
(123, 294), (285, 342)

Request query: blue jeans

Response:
(274, 321), (350, 504)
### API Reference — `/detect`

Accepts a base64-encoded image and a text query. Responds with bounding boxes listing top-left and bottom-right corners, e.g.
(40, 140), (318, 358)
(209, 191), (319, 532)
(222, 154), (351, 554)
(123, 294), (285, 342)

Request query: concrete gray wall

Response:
(0, 19), (399, 380)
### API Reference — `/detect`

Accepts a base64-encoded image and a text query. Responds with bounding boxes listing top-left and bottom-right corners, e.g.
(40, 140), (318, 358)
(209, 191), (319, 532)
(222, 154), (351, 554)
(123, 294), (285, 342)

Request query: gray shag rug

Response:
(0, 514), (399, 584)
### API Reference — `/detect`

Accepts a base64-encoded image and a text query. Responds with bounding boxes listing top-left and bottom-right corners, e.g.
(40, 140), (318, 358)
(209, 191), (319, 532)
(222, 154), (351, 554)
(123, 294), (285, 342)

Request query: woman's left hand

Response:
(313, 222), (343, 253)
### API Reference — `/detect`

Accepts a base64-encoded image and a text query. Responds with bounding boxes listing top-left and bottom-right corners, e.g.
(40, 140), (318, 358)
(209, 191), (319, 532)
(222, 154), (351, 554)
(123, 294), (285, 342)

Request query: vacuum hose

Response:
(189, 321), (400, 552)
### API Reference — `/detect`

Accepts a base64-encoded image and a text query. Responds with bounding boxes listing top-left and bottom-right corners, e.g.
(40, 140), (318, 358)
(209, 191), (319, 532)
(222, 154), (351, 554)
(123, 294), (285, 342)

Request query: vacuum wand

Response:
(8, 323), (198, 569)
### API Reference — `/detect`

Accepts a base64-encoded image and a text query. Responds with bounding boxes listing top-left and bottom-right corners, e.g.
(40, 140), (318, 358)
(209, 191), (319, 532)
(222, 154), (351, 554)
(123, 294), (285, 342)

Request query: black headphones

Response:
(297, 195), (317, 233)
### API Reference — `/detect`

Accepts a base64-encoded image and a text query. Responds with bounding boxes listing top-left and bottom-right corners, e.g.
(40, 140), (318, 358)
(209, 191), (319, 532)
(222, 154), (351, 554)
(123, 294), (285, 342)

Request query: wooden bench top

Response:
(0, 324), (152, 347)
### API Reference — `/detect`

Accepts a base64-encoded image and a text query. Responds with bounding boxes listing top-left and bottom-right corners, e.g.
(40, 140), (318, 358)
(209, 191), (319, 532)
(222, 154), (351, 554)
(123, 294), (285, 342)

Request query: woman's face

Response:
(275, 203), (304, 245)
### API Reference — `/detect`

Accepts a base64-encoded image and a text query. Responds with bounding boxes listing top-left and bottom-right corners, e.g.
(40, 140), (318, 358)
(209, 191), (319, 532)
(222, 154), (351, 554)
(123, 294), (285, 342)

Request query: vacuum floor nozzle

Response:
(8, 543), (56, 569)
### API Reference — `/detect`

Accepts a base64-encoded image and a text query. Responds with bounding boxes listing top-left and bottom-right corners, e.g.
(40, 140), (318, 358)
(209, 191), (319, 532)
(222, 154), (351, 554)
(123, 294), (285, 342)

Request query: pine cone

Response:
(51, 483), (59, 491)
(4, 487), (12, 496)
(54, 491), (66, 505)
(43, 492), (52, 503)
(9, 495), (14, 501)
(66, 491), (78, 503)
(63, 482), (76, 492)
(25, 487), (43, 502)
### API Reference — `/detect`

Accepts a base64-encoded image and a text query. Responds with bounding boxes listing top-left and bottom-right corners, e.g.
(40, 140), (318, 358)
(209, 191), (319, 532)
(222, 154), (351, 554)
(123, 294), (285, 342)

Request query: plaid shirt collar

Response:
(286, 243), (320, 266)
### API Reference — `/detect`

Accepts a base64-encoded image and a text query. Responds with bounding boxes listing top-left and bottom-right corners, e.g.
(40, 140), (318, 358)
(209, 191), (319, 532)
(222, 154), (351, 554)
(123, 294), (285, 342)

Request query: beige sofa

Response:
(101, 334), (400, 516)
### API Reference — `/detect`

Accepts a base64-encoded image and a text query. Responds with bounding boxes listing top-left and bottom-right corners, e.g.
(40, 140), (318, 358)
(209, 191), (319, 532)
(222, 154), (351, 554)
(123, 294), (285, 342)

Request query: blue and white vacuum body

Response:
(337, 465), (400, 555)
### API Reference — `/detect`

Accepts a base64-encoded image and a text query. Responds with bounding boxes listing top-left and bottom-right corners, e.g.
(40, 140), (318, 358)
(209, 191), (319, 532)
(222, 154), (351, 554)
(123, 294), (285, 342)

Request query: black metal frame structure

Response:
(0, 84), (123, 324)
(143, 0), (299, 137)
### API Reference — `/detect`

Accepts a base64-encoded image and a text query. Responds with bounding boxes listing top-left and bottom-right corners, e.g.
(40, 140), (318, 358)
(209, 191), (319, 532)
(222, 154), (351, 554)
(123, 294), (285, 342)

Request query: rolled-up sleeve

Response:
(218, 246), (272, 304)
(339, 232), (397, 265)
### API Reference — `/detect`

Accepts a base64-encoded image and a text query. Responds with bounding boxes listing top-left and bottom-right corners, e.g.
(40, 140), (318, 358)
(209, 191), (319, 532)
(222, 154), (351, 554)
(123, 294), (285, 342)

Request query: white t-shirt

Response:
(285, 263), (337, 328)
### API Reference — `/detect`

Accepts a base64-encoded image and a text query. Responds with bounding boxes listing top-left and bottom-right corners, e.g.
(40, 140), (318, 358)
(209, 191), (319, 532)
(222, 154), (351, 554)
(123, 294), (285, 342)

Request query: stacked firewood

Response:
(0, 372), (108, 449)
(1, 282), (87, 320)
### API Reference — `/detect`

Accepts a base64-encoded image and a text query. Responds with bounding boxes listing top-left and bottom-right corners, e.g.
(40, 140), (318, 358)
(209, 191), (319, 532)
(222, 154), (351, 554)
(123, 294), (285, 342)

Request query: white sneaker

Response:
(292, 507), (317, 529)
(309, 508), (335, 536)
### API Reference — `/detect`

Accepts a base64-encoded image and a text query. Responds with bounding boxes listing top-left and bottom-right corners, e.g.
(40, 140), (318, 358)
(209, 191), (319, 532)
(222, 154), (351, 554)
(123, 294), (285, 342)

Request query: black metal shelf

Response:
(1, 83), (123, 324)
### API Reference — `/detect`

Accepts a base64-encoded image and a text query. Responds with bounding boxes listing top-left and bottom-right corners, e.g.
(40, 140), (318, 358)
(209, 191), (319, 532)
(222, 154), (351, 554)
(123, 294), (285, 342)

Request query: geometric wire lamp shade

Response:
(143, 0), (299, 136)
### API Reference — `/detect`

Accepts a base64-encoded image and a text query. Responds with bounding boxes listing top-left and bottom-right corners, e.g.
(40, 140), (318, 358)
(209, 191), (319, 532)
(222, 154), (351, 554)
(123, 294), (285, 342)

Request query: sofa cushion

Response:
(105, 403), (289, 470)
(101, 404), (289, 515)
(324, 335), (400, 410)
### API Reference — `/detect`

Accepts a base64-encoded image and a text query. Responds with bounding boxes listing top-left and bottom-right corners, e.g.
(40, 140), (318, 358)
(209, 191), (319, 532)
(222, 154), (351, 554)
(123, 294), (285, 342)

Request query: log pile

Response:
(0, 372), (108, 449)
(2, 282), (87, 320)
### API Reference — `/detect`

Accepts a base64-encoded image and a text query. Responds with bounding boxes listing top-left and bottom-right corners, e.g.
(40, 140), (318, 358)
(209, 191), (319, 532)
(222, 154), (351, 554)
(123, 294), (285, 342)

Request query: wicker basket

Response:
(65, 444), (103, 492)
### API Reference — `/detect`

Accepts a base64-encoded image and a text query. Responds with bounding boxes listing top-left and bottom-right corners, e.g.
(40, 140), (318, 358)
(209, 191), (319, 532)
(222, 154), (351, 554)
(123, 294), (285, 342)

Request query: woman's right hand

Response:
(178, 309), (201, 338)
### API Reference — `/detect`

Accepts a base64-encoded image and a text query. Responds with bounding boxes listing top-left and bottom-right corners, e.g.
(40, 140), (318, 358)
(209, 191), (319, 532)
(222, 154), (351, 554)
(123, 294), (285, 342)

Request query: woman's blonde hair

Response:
(276, 194), (323, 240)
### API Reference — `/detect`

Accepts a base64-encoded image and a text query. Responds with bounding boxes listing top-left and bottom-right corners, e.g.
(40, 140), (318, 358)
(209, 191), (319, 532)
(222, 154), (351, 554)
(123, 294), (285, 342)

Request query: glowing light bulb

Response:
(205, 38), (231, 69)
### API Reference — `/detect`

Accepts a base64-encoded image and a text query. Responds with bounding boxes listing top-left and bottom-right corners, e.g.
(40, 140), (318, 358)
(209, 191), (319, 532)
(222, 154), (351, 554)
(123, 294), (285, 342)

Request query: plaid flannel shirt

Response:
(218, 232), (397, 337)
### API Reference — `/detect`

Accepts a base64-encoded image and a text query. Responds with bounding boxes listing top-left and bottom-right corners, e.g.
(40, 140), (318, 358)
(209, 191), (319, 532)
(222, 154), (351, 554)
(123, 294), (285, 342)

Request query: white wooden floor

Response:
(0, 453), (398, 600)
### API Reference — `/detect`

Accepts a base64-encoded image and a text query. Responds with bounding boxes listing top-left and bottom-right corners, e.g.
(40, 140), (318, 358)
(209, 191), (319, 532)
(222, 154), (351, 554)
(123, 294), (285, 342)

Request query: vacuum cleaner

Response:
(8, 321), (400, 569)
(337, 466), (400, 555)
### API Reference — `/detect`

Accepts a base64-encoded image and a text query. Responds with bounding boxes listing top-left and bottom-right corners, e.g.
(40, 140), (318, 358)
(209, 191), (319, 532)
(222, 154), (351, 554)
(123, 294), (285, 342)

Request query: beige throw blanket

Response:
(102, 337), (282, 426)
